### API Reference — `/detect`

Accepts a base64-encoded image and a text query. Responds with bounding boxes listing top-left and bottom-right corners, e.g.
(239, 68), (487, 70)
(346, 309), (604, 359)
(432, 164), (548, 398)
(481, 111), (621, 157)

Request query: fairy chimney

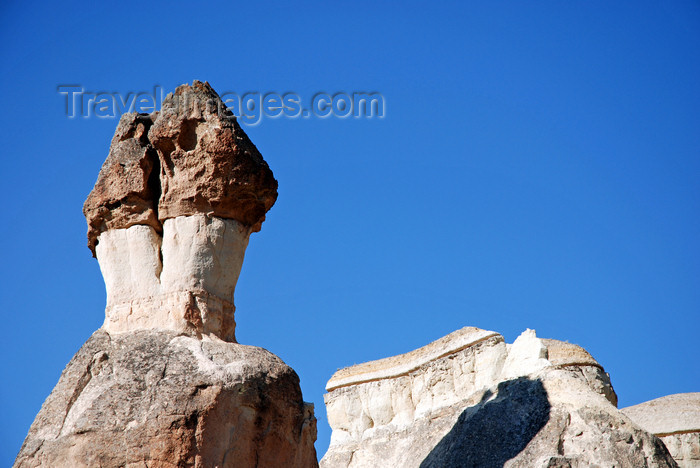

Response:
(83, 80), (278, 342)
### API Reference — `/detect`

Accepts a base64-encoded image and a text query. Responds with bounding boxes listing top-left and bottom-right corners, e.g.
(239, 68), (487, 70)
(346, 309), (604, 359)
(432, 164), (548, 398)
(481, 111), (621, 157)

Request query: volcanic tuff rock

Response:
(149, 81), (277, 230)
(321, 328), (678, 468)
(84, 80), (277, 255)
(15, 82), (317, 467)
(82, 80), (278, 341)
(622, 393), (700, 468)
(15, 330), (318, 468)
(15, 80), (693, 468)
(82, 112), (160, 253)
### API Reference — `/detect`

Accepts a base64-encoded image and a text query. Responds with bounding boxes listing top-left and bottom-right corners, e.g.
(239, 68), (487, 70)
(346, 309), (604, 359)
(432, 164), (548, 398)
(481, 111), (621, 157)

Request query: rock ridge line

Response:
(326, 327), (500, 391)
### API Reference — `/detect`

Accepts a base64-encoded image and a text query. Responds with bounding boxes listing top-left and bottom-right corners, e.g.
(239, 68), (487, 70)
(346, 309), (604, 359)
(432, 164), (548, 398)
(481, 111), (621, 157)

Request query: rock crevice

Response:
(84, 80), (278, 256)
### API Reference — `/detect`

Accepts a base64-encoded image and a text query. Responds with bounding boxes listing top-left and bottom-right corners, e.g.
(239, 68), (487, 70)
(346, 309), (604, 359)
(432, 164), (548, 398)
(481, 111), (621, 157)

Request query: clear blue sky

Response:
(1, 1), (698, 463)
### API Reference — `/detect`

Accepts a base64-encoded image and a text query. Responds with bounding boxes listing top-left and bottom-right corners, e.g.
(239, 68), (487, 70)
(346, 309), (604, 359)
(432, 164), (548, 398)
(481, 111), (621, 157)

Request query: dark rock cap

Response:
(83, 113), (160, 254)
(83, 81), (278, 256)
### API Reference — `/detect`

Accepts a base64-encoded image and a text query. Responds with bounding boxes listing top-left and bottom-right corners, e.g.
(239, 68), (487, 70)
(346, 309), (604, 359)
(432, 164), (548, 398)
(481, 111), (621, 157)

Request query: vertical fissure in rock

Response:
(145, 147), (162, 229)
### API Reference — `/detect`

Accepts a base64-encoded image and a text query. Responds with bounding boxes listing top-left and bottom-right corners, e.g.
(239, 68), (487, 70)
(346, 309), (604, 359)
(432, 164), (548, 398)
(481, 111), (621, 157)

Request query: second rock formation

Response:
(321, 328), (678, 468)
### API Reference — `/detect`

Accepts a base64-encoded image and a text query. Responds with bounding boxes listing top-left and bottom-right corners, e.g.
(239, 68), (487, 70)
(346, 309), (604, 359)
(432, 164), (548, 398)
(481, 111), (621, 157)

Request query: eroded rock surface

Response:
(149, 81), (277, 230)
(82, 81), (278, 341)
(15, 83), (317, 467)
(622, 393), (700, 467)
(83, 113), (160, 254)
(96, 215), (248, 342)
(321, 328), (677, 468)
(84, 80), (277, 255)
(14, 330), (318, 468)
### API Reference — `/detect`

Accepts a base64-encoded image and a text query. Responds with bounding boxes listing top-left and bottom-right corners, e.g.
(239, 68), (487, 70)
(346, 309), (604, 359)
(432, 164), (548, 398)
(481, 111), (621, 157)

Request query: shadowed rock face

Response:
(14, 330), (318, 468)
(84, 80), (278, 256)
(321, 328), (678, 468)
(420, 377), (550, 468)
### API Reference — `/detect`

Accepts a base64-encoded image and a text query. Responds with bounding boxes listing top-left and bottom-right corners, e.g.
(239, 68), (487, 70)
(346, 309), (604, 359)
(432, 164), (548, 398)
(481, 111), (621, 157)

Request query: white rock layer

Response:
(95, 214), (251, 341)
(320, 328), (675, 468)
(324, 327), (508, 446)
(500, 328), (551, 379)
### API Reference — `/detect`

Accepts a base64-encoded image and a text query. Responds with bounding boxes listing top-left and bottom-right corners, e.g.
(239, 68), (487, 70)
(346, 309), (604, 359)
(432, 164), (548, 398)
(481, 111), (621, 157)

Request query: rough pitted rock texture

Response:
(82, 81), (279, 341)
(84, 80), (278, 256)
(622, 393), (700, 467)
(321, 328), (677, 468)
(14, 330), (318, 468)
(149, 81), (277, 231)
(83, 113), (160, 253)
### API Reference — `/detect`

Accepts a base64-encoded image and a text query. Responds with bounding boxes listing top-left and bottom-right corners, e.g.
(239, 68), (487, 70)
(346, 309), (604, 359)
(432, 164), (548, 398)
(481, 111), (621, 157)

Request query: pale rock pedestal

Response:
(96, 215), (250, 342)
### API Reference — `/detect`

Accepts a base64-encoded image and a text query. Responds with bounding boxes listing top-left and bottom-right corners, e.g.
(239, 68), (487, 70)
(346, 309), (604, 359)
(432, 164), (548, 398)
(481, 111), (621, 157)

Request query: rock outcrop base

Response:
(15, 330), (318, 468)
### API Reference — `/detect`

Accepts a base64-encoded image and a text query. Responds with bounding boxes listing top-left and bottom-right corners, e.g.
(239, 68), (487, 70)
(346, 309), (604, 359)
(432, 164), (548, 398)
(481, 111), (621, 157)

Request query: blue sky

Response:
(1, 0), (698, 463)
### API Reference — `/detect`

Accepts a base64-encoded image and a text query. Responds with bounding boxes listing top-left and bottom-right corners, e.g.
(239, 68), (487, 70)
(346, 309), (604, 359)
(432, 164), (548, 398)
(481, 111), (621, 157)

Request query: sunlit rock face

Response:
(96, 215), (250, 341)
(622, 393), (700, 468)
(82, 112), (161, 254)
(321, 328), (676, 468)
(83, 80), (278, 342)
(148, 82), (277, 231)
(15, 82), (319, 467)
(14, 331), (319, 468)
(83, 81), (277, 256)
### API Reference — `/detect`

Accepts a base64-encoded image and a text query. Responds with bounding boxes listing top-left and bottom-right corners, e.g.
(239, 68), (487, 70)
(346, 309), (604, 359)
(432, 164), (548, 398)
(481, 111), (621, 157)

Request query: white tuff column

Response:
(95, 214), (251, 341)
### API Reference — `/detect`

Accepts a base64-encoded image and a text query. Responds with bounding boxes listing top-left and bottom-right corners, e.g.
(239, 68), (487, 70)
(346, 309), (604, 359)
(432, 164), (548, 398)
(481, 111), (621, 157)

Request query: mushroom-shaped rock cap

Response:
(83, 81), (278, 255)
(540, 338), (602, 368)
(149, 81), (278, 228)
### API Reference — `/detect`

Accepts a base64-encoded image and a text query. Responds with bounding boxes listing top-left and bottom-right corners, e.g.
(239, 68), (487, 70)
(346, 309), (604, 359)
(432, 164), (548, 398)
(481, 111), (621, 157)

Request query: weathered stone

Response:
(149, 81), (277, 231)
(83, 81), (278, 341)
(540, 338), (618, 408)
(97, 215), (249, 341)
(321, 328), (677, 468)
(16, 82), (318, 467)
(501, 328), (551, 379)
(84, 80), (278, 257)
(83, 113), (160, 255)
(622, 393), (700, 467)
(14, 330), (318, 468)
(540, 338), (601, 368)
